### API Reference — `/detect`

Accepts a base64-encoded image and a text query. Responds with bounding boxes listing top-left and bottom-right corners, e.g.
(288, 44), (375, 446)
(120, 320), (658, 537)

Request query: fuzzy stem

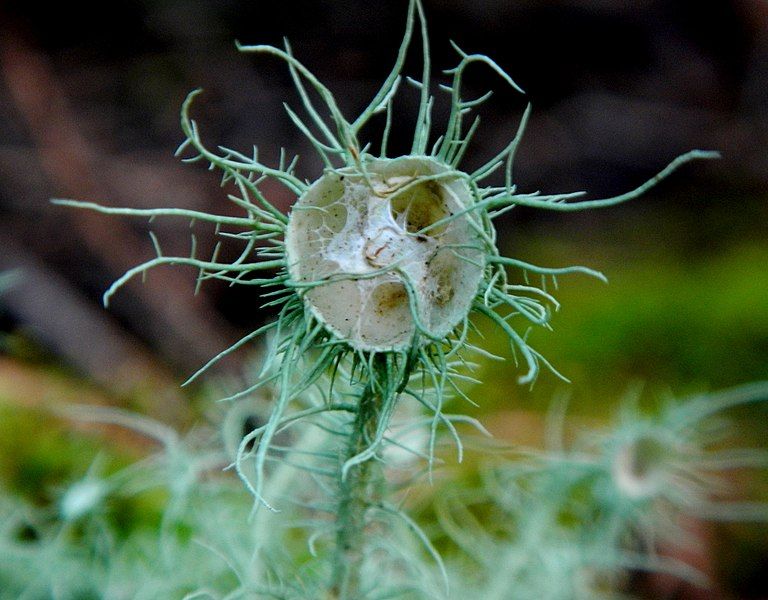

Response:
(328, 358), (387, 599)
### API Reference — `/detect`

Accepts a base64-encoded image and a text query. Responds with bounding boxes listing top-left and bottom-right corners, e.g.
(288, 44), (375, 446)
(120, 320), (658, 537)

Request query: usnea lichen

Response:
(56, 0), (715, 416)
(432, 383), (768, 600)
(53, 1), (720, 596)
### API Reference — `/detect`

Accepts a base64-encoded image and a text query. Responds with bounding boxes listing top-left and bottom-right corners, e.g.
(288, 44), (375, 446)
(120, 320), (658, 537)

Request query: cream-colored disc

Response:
(286, 156), (485, 351)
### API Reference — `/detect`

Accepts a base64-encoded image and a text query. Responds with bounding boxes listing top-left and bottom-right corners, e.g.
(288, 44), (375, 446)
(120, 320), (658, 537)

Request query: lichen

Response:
(53, 4), (720, 592)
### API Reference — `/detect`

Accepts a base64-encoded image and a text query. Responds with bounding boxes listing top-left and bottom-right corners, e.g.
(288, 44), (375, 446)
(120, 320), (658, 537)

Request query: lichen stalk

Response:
(329, 356), (388, 599)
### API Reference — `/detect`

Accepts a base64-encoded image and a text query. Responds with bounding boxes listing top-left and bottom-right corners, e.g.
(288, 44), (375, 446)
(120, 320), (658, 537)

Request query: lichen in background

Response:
(436, 383), (768, 599)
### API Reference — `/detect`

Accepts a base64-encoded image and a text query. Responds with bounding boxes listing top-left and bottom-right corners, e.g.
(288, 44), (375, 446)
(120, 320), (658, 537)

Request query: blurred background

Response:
(0, 0), (766, 597)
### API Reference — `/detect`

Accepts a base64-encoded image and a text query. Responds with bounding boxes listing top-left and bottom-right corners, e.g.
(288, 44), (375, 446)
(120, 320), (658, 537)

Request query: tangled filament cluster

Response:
(54, 0), (717, 512)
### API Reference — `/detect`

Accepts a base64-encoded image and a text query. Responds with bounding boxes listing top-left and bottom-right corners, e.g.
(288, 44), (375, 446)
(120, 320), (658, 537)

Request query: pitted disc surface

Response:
(286, 156), (485, 351)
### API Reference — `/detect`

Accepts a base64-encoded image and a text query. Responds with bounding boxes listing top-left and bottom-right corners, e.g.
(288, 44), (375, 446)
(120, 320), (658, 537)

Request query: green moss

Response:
(0, 406), (102, 503)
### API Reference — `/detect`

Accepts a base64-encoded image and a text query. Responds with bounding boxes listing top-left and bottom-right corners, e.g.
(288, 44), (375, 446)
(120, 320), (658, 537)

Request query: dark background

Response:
(0, 1), (766, 597)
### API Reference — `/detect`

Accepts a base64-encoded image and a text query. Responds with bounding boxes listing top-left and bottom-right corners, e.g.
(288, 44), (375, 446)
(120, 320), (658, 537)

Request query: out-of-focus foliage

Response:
(476, 229), (768, 413)
(0, 375), (766, 599)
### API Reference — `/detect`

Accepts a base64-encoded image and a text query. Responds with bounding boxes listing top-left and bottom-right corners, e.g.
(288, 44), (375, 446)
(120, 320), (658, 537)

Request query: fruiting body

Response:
(286, 156), (484, 351)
